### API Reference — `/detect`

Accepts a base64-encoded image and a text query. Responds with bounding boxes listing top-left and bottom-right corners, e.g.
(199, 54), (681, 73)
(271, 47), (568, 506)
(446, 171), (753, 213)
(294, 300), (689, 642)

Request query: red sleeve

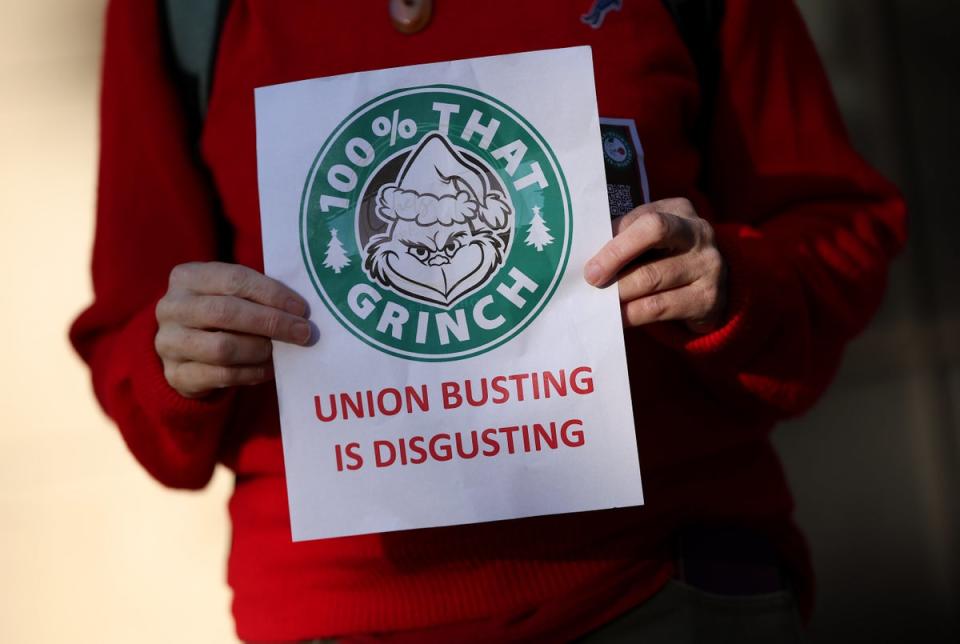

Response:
(69, 0), (235, 489)
(649, 0), (907, 419)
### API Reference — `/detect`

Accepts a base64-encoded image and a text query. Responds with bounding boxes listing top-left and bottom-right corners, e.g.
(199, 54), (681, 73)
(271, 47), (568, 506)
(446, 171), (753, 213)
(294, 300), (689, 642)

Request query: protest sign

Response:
(255, 46), (643, 541)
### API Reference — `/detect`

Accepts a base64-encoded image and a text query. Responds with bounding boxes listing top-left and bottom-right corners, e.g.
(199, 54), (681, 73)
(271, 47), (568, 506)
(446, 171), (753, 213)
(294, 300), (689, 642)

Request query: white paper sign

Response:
(255, 47), (643, 541)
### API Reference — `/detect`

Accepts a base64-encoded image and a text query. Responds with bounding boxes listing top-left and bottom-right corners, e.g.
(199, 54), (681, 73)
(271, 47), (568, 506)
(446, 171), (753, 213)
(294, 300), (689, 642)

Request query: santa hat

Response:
(376, 133), (511, 230)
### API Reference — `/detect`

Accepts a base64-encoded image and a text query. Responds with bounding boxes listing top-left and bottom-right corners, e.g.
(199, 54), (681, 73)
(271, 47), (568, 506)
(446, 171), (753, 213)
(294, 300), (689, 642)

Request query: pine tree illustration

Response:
(524, 206), (554, 252)
(323, 227), (350, 273)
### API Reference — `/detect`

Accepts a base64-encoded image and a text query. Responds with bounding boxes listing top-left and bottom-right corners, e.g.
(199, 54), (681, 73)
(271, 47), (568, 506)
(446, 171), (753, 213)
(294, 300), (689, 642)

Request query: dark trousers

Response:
(298, 582), (802, 644)
(577, 579), (803, 643)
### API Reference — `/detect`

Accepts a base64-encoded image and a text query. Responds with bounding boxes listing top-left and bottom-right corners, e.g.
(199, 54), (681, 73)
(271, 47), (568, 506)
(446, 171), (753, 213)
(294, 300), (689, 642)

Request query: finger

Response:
(165, 294), (312, 344)
(156, 326), (273, 365)
(610, 197), (697, 236)
(169, 262), (307, 316)
(616, 254), (701, 302)
(166, 361), (274, 398)
(585, 211), (694, 286)
(620, 281), (715, 328)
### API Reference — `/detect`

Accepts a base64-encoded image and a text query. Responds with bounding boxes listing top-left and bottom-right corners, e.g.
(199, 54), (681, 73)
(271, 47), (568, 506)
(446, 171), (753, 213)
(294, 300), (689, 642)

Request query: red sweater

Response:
(71, 0), (906, 641)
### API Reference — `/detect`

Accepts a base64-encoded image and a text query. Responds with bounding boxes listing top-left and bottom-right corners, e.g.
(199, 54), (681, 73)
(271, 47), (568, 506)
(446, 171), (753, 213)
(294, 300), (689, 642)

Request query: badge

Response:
(582, 0), (624, 29)
(599, 117), (650, 217)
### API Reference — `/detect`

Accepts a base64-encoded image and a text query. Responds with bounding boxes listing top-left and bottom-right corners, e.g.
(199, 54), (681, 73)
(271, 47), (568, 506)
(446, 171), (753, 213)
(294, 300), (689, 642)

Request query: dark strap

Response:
(161, 0), (229, 119)
(659, 0), (725, 157)
(159, 0), (234, 261)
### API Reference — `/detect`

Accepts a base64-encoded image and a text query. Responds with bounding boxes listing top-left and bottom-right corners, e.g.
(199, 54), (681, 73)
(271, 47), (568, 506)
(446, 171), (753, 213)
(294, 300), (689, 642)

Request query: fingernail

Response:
(584, 260), (603, 286)
(285, 298), (307, 316)
(292, 321), (311, 344)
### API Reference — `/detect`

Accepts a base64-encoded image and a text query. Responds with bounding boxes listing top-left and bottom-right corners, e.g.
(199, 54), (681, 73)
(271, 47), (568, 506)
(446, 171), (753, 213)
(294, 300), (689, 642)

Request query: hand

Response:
(155, 262), (311, 398)
(583, 198), (727, 333)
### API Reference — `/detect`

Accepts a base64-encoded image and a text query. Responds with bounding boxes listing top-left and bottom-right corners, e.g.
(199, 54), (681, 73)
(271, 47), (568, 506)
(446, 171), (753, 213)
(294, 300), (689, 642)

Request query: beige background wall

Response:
(0, 2), (234, 642)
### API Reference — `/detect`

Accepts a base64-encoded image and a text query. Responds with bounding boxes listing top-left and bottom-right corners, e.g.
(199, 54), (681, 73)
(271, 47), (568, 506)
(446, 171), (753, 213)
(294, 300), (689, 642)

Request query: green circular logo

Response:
(301, 85), (572, 361)
(602, 130), (633, 168)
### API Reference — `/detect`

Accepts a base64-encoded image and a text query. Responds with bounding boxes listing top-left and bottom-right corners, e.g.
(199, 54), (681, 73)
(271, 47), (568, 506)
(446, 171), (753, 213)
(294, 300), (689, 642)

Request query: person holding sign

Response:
(71, 0), (906, 642)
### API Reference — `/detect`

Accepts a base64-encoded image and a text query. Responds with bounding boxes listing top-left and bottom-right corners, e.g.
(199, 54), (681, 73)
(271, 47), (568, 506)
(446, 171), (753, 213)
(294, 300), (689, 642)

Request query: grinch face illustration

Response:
(363, 133), (513, 307)
(300, 85), (571, 361)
